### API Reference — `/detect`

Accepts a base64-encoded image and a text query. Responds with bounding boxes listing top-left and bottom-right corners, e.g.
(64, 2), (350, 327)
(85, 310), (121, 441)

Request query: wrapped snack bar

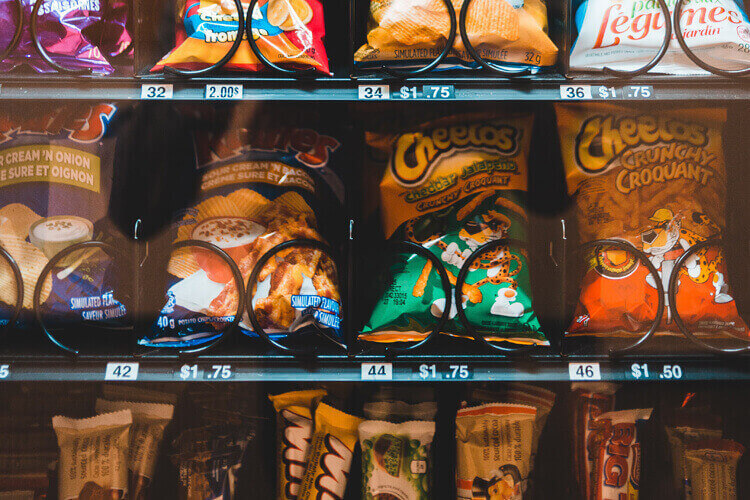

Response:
(685, 439), (744, 500)
(664, 410), (722, 496)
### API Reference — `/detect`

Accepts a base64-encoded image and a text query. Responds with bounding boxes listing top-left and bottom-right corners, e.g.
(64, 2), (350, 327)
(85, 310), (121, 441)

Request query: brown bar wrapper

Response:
(664, 410), (722, 496)
(297, 403), (362, 500)
(455, 403), (537, 500)
(685, 439), (745, 500)
(571, 383), (617, 499)
(52, 410), (131, 500)
(95, 399), (175, 500)
(268, 389), (327, 500)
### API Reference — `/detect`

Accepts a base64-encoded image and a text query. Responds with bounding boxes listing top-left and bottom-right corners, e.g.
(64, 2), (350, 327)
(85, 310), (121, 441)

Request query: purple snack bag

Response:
(0, 0), (115, 74)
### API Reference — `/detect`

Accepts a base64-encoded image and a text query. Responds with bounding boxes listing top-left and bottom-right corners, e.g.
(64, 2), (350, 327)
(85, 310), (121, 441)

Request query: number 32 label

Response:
(569, 362), (601, 381)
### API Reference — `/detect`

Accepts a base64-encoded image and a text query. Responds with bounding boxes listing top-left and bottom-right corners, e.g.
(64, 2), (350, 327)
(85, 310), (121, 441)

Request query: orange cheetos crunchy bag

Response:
(556, 104), (749, 342)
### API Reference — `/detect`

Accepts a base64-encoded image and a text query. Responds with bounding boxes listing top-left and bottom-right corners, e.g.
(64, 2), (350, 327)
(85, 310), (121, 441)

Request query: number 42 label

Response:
(105, 362), (139, 381)
(568, 362), (601, 381)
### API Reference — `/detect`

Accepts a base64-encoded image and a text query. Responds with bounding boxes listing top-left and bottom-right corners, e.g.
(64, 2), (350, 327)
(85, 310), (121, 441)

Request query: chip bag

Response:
(354, 0), (558, 71)
(0, 103), (129, 329)
(152, 0), (330, 74)
(142, 122), (343, 347)
(556, 104), (749, 342)
(360, 113), (546, 345)
(0, 0), (117, 74)
(570, 0), (750, 75)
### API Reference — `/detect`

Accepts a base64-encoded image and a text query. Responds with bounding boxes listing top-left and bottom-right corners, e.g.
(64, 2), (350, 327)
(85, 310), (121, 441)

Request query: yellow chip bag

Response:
(354, 0), (558, 71)
(269, 389), (327, 500)
(297, 402), (363, 500)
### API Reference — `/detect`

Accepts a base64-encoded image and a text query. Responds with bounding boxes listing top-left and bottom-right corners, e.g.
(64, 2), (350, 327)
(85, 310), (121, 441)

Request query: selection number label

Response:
(0, 364), (9, 380)
(361, 362), (393, 380)
(105, 362), (139, 381)
(358, 85), (390, 100)
(568, 362), (601, 381)
(560, 85), (592, 100)
(141, 84), (174, 99)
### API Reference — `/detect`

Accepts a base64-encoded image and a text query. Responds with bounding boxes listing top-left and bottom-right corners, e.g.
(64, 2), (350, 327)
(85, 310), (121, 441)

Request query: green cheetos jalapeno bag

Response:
(360, 113), (546, 345)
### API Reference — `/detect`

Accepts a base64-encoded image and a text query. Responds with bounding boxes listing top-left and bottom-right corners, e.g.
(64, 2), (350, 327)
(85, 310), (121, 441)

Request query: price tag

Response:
(560, 85), (592, 100)
(416, 364), (438, 380)
(105, 362), (139, 381)
(177, 364), (202, 380)
(358, 85), (390, 100)
(659, 364), (683, 380)
(141, 84), (173, 99)
(423, 85), (455, 99)
(595, 86), (618, 99)
(206, 364), (233, 380)
(568, 362), (601, 381)
(205, 84), (243, 100)
(361, 362), (393, 381)
(624, 85), (654, 99)
(0, 364), (9, 380)
(444, 364), (472, 380)
(396, 85), (419, 99)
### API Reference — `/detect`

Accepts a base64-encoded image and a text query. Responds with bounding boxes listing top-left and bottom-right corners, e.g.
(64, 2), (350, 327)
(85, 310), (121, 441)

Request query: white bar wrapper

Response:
(95, 399), (175, 500)
(52, 410), (132, 500)
(571, 0), (750, 75)
(592, 408), (653, 500)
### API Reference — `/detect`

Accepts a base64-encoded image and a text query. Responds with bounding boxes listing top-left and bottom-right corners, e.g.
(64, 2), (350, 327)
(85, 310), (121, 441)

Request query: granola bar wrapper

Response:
(95, 399), (175, 500)
(664, 411), (722, 496)
(151, 0), (330, 74)
(297, 403), (363, 500)
(571, 383), (617, 499)
(360, 113), (546, 345)
(52, 410), (132, 500)
(556, 104), (749, 341)
(268, 389), (327, 500)
(363, 401), (438, 423)
(354, 0), (558, 72)
(591, 408), (652, 500)
(143, 119), (344, 347)
(455, 403), (536, 500)
(685, 439), (744, 500)
(359, 420), (435, 500)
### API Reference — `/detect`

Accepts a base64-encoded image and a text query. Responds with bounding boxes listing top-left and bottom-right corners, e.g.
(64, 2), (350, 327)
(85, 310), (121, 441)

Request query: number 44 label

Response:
(361, 362), (393, 380)
(568, 362), (601, 381)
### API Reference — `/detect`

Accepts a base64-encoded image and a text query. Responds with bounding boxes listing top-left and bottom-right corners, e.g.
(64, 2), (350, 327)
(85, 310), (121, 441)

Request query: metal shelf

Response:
(1, 74), (750, 101)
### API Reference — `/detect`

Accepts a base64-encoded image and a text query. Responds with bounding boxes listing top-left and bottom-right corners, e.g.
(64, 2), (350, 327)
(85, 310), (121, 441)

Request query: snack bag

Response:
(556, 104), (749, 341)
(0, 0), (116, 74)
(685, 439), (744, 500)
(152, 0), (330, 74)
(664, 411), (722, 496)
(95, 399), (175, 500)
(354, 0), (558, 71)
(52, 410), (132, 500)
(0, 103), (128, 329)
(360, 113), (546, 345)
(143, 122), (343, 347)
(571, 383), (617, 499)
(570, 0), (750, 75)
(269, 389), (327, 500)
(297, 402), (363, 500)
(359, 420), (435, 500)
(591, 408), (652, 500)
(455, 403), (537, 500)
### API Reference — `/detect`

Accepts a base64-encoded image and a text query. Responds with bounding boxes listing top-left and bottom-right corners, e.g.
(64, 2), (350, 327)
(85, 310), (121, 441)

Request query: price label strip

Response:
(141, 84), (174, 99)
(594, 85), (655, 100)
(205, 364), (233, 380)
(415, 363), (472, 380)
(568, 362), (601, 381)
(630, 363), (683, 380)
(361, 362), (393, 381)
(105, 362), (139, 381)
(394, 85), (456, 100)
(176, 364), (203, 380)
(205, 84), (243, 100)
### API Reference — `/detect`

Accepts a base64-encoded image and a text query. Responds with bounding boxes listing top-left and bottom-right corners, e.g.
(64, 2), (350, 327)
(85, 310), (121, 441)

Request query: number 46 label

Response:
(569, 362), (601, 381)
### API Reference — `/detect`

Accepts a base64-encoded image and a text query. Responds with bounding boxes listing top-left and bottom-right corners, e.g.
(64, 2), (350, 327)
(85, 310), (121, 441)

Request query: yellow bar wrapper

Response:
(269, 389), (328, 500)
(297, 402), (363, 500)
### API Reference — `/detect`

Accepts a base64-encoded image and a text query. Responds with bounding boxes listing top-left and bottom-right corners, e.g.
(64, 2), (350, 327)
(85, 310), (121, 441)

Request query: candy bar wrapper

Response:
(455, 403), (537, 500)
(685, 439), (744, 500)
(571, 383), (617, 500)
(362, 401), (437, 423)
(297, 403), (363, 500)
(52, 410), (132, 500)
(95, 399), (175, 500)
(268, 389), (327, 500)
(664, 412), (722, 496)
(592, 408), (652, 500)
(359, 420), (435, 500)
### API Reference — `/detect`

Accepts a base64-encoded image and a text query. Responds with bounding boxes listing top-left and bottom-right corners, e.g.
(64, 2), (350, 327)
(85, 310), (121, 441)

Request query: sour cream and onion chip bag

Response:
(361, 113), (546, 345)
(556, 104), (749, 342)
(570, 0), (750, 74)
(0, 103), (128, 329)
(143, 124), (344, 347)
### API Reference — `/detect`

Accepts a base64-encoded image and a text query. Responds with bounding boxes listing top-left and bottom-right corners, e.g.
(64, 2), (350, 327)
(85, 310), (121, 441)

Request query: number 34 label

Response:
(568, 362), (601, 381)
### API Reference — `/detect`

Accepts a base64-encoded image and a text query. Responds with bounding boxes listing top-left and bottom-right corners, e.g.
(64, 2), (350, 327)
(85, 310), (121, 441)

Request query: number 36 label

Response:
(560, 85), (592, 100)
(568, 362), (601, 381)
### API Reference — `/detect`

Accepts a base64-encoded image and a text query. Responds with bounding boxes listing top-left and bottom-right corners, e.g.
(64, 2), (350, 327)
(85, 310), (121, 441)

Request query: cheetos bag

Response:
(556, 103), (749, 342)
